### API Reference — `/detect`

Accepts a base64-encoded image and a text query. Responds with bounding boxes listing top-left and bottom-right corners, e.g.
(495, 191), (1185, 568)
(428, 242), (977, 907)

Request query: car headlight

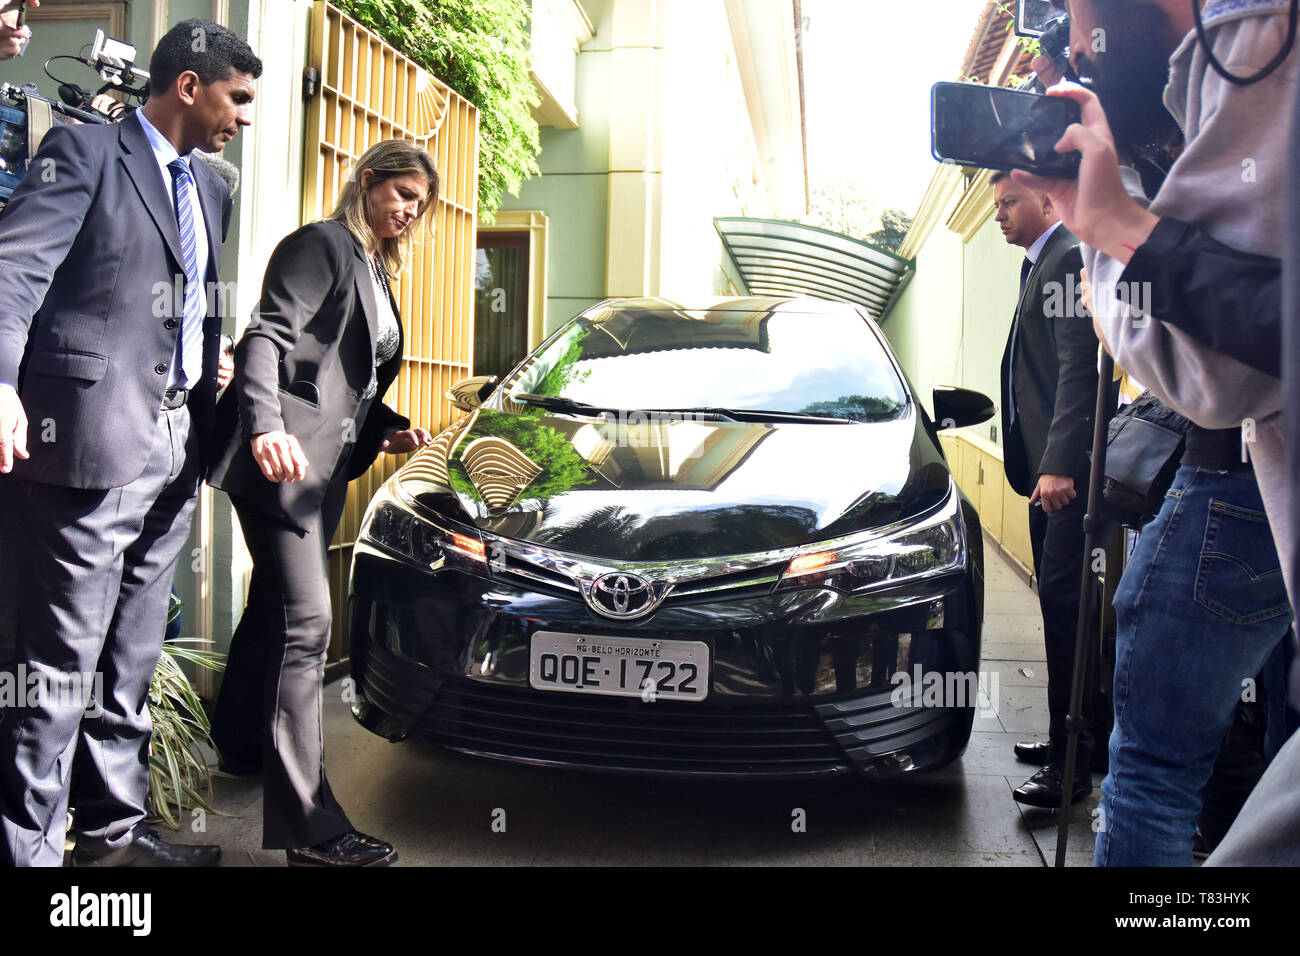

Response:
(777, 483), (966, 593)
(359, 489), (488, 574)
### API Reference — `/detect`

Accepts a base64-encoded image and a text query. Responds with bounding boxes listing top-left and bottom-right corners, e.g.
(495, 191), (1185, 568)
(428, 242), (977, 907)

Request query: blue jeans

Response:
(1095, 466), (1293, 867)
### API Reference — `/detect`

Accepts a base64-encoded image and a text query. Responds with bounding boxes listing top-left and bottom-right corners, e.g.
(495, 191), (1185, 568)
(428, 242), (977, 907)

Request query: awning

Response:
(714, 217), (915, 322)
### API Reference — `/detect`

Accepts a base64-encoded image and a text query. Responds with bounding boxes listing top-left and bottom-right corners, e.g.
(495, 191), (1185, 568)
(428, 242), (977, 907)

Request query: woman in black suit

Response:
(208, 140), (438, 866)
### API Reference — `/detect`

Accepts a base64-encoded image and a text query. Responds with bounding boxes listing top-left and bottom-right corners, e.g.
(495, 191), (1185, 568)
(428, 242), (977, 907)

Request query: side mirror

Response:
(933, 386), (996, 431)
(447, 375), (498, 411)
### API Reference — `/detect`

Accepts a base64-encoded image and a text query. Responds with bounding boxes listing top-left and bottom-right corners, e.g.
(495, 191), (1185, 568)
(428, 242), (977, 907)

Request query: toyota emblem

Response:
(585, 571), (665, 619)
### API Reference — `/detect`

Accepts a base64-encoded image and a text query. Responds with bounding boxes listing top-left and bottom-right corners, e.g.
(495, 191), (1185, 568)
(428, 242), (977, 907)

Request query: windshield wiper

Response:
(511, 396), (855, 424)
(510, 393), (620, 417)
(511, 395), (738, 422)
(654, 407), (857, 424)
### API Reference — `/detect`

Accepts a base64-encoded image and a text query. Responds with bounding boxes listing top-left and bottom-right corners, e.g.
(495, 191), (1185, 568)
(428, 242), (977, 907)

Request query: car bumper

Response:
(347, 549), (982, 778)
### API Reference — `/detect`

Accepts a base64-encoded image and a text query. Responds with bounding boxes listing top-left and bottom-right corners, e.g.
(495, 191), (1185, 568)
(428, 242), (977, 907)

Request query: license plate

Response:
(529, 632), (710, 701)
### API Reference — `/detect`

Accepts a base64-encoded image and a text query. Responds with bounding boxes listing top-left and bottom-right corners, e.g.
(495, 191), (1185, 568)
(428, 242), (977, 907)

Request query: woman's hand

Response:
(1012, 83), (1159, 264)
(251, 431), (309, 482)
(382, 428), (434, 455)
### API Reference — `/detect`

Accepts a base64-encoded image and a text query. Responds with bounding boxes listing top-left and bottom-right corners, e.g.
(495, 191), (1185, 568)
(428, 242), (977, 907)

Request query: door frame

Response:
(476, 210), (549, 368)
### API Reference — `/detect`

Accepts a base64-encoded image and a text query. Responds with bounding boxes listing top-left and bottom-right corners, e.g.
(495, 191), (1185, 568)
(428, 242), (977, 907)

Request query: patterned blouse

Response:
(363, 253), (400, 400)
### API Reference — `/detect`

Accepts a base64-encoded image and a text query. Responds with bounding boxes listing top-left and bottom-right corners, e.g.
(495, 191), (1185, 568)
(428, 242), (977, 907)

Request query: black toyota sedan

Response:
(347, 297), (993, 778)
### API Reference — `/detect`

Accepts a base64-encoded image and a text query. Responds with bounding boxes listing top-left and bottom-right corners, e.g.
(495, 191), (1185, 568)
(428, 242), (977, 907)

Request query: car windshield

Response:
(500, 303), (909, 423)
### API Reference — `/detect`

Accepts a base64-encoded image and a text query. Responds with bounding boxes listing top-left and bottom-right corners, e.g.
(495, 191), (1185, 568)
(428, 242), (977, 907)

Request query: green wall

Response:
(883, 192), (1023, 450)
(961, 213), (1022, 440)
(3, 0), (153, 94)
(500, 0), (612, 335)
(499, 0), (770, 332)
(882, 216), (963, 417)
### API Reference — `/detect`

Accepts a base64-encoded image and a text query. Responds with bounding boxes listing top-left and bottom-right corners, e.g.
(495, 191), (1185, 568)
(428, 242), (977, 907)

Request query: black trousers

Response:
(1027, 484), (1103, 773)
(213, 471), (353, 851)
(0, 407), (200, 866)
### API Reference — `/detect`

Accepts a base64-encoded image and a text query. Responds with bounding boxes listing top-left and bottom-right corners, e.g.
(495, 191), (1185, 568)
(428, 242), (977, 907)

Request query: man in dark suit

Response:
(992, 170), (1102, 808)
(0, 20), (261, 866)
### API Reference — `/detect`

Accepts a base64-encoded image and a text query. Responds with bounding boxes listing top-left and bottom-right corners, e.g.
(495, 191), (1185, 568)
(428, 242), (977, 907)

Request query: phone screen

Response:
(1017, 0), (1067, 37)
(931, 82), (1081, 178)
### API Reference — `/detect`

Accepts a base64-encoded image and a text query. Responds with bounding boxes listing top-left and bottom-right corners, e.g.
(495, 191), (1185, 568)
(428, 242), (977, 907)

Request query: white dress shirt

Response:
(135, 109), (209, 390)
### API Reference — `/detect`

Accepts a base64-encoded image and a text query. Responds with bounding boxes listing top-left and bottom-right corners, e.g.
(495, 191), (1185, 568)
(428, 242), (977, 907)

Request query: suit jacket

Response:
(0, 113), (231, 488)
(207, 219), (409, 532)
(999, 224), (1099, 498)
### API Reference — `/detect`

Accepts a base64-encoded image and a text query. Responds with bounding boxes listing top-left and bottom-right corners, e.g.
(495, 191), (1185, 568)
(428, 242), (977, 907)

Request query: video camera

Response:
(1014, 0), (1077, 90)
(0, 28), (150, 207)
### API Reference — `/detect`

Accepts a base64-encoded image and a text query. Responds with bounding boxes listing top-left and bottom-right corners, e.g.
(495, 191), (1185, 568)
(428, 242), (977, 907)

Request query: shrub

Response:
(337, 0), (542, 219)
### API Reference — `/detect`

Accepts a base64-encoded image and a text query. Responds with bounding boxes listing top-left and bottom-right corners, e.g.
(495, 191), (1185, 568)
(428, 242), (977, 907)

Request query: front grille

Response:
(417, 679), (853, 777)
(497, 554), (581, 596)
(661, 564), (783, 606)
(490, 545), (788, 609)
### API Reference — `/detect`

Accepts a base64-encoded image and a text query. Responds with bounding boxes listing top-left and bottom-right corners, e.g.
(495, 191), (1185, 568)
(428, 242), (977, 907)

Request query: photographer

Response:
(1206, 39), (1300, 869)
(1019, 0), (1297, 866)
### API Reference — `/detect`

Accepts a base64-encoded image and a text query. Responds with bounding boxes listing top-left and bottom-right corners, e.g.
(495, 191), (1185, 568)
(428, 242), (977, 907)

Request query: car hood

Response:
(396, 405), (952, 561)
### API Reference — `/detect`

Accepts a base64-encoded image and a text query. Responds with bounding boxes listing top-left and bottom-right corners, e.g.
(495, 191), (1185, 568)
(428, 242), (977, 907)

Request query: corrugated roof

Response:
(714, 217), (915, 322)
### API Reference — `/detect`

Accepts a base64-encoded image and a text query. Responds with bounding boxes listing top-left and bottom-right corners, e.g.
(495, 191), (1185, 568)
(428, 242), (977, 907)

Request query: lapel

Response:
(190, 159), (224, 283)
(1013, 223), (1067, 322)
(117, 113), (186, 274)
(349, 235), (381, 369)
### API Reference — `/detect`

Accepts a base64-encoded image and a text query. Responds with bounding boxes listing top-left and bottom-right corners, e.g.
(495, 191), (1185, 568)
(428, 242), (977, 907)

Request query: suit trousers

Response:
(1027, 482), (1102, 773)
(215, 471), (354, 850)
(0, 405), (200, 866)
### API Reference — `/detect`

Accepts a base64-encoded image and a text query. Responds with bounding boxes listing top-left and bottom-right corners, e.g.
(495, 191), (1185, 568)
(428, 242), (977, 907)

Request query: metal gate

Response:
(303, 1), (479, 660)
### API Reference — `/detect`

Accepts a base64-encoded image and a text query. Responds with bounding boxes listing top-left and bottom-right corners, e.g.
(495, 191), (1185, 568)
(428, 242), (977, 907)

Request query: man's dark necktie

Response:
(1008, 257), (1034, 428)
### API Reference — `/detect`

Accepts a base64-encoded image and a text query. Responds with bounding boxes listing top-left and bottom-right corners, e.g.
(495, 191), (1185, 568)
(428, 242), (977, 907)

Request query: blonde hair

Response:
(328, 139), (439, 276)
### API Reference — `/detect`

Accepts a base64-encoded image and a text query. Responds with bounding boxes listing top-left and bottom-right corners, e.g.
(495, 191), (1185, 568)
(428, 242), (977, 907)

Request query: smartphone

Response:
(931, 81), (1081, 179)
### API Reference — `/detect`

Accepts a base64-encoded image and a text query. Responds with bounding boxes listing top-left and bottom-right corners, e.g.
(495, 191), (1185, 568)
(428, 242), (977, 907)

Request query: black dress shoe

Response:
(1014, 740), (1052, 764)
(286, 830), (397, 867)
(1012, 766), (1093, 809)
(72, 828), (221, 867)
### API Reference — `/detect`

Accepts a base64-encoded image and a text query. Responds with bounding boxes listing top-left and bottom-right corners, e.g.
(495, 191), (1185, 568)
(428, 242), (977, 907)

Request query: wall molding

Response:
(540, 0), (594, 49)
(26, 1), (126, 37)
(150, 0), (168, 47)
(947, 169), (995, 243)
(478, 210), (550, 351)
(897, 163), (963, 260)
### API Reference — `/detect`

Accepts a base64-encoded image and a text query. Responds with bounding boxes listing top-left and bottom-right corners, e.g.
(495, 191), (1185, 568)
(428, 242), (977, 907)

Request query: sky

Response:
(802, 0), (991, 218)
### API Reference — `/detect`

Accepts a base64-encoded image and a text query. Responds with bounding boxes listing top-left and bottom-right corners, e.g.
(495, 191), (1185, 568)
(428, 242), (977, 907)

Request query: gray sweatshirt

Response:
(1086, 0), (1297, 603)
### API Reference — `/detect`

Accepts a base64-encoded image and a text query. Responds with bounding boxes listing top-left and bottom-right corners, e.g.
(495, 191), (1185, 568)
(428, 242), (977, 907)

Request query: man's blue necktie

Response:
(168, 158), (204, 388)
